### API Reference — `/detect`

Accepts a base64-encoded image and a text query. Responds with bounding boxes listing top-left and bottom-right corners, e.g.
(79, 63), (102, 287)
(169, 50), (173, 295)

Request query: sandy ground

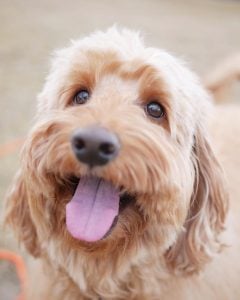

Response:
(0, 0), (240, 298)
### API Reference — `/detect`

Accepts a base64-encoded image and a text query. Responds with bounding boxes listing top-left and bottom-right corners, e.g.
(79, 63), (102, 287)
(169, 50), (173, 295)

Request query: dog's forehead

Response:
(64, 28), (195, 87)
(65, 49), (166, 96)
(67, 39), (177, 87)
(39, 27), (211, 128)
(52, 27), (194, 88)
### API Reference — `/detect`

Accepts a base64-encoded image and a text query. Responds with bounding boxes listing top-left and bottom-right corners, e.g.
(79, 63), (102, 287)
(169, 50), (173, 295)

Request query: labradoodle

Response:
(5, 27), (240, 300)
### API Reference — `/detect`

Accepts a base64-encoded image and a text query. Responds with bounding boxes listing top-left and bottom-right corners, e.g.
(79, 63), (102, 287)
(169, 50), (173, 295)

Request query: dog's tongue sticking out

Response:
(66, 177), (119, 242)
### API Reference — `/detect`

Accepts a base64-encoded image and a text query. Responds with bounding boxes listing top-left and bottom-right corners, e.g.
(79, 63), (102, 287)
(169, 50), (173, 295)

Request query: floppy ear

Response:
(165, 126), (228, 274)
(4, 170), (41, 257)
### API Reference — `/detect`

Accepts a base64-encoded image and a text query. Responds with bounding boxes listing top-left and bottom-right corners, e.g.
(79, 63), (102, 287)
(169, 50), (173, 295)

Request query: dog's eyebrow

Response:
(78, 50), (157, 82)
(118, 63), (157, 81)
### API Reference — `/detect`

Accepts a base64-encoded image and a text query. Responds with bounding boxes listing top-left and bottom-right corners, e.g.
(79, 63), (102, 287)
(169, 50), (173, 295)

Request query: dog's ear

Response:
(165, 126), (228, 274)
(4, 170), (41, 257)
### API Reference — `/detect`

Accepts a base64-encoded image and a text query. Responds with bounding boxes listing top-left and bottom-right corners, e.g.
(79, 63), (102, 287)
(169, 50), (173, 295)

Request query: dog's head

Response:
(5, 28), (228, 274)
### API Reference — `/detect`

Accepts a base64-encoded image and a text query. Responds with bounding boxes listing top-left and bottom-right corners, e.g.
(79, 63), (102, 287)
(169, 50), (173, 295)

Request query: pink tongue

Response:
(66, 177), (119, 242)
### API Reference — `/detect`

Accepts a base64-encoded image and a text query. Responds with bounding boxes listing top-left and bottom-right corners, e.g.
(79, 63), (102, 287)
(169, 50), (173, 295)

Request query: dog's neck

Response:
(42, 229), (172, 299)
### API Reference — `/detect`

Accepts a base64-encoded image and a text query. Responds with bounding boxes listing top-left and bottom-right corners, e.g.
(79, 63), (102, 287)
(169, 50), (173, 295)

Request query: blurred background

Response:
(0, 0), (240, 299)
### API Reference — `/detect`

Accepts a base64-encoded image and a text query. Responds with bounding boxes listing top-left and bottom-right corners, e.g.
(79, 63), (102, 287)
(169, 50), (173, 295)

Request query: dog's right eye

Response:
(145, 101), (165, 119)
(73, 90), (90, 105)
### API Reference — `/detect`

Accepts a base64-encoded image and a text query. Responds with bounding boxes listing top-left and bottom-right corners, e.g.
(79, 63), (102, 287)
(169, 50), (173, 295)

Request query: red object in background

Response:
(0, 139), (27, 300)
(0, 250), (27, 300)
(0, 138), (25, 158)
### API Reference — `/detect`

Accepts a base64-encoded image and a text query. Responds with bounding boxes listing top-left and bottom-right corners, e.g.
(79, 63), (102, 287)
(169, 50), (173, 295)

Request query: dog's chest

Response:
(66, 251), (168, 299)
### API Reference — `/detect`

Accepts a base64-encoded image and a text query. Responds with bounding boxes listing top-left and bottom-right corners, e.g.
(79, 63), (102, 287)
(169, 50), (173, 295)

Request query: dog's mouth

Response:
(65, 176), (136, 243)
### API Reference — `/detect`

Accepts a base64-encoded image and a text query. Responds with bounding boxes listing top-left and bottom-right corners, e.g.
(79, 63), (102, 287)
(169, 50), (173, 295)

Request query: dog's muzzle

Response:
(71, 126), (120, 167)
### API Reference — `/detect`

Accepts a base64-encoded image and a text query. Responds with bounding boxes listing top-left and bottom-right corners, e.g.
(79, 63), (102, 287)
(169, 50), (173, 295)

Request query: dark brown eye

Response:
(73, 90), (90, 105)
(146, 101), (165, 118)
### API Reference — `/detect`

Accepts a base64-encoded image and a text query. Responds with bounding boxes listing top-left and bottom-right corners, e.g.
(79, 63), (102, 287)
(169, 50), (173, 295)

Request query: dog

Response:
(4, 27), (240, 299)
(204, 53), (240, 103)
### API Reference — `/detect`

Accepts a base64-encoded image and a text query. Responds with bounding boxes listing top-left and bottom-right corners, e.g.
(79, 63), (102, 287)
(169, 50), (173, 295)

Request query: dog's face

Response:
(5, 28), (228, 274)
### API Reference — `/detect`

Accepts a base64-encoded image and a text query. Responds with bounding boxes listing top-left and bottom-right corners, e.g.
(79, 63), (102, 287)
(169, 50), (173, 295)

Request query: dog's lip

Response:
(119, 190), (136, 212)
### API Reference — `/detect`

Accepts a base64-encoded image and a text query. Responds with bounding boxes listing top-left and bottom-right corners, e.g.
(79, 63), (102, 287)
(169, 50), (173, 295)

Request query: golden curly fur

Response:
(4, 27), (240, 299)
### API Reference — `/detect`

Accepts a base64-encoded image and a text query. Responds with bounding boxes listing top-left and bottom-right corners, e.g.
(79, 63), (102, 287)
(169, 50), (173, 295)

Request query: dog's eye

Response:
(146, 102), (165, 118)
(73, 90), (90, 105)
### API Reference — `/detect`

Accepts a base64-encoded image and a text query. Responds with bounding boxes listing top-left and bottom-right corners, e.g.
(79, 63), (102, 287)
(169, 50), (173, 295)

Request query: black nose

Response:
(71, 127), (120, 167)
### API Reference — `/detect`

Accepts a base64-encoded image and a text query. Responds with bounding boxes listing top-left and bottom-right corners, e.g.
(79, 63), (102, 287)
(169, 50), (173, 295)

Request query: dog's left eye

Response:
(73, 90), (90, 105)
(146, 102), (165, 119)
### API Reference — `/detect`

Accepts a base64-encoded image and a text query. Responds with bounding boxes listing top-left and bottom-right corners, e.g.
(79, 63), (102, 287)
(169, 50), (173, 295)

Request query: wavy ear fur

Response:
(165, 127), (229, 274)
(4, 170), (41, 257)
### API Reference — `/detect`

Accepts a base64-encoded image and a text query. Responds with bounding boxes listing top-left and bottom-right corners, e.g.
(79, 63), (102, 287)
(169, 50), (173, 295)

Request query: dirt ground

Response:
(0, 0), (240, 298)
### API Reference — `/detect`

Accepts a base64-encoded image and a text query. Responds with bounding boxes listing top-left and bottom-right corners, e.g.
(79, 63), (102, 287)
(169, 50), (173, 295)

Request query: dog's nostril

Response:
(73, 138), (85, 150)
(99, 143), (115, 155)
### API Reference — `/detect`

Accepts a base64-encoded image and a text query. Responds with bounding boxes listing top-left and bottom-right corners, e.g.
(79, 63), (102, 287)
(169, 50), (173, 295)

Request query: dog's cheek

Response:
(22, 122), (80, 191)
